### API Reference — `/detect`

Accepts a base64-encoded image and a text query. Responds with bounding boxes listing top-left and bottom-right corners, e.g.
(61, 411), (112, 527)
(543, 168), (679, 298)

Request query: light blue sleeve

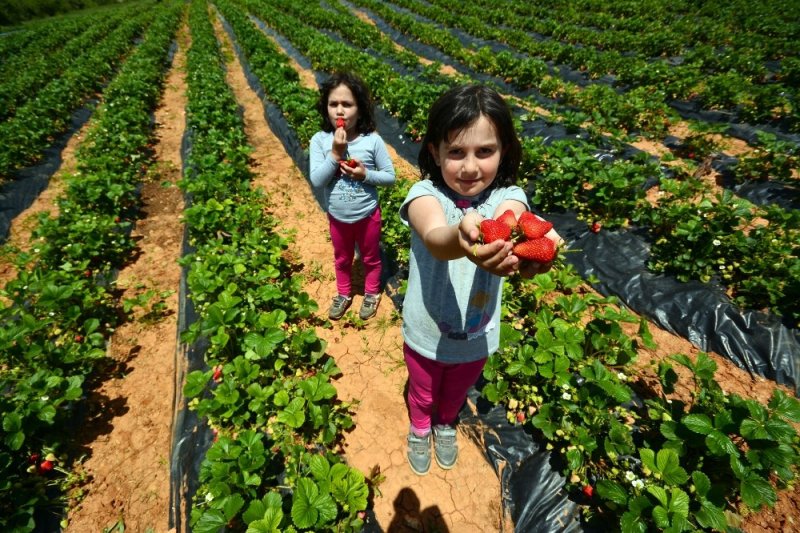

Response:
(309, 132), (339, 189)
(364, 135), (395, 187)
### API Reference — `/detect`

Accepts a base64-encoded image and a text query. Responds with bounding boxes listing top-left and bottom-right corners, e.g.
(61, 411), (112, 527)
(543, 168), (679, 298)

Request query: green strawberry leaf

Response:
(597, 479), (628, 505)
(682, 414), (713, 435)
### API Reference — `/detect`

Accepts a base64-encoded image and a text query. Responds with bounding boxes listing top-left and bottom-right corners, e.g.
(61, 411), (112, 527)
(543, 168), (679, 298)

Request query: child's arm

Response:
(407, 196), (519, 276)
(309, 131), (348, 188)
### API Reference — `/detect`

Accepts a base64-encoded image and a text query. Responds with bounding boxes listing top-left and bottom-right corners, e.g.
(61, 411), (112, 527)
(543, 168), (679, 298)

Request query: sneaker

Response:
(358, 293), (381, 320)
(406, 432), (431, 475)
(433, 424), (458, 469)
(328, 295), (352, 320)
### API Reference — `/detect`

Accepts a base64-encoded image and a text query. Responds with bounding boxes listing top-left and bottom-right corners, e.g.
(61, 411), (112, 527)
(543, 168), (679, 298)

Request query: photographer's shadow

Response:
(386, 487), (450, 533)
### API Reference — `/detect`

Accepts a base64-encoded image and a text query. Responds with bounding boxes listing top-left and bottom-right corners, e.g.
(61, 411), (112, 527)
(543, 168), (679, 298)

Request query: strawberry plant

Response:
(732, 131), (799, 184)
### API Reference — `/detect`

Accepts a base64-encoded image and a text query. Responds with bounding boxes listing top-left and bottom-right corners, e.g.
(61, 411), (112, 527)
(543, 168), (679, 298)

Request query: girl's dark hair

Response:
(418, 85), (521, 189)
(316, 72), (376, 134)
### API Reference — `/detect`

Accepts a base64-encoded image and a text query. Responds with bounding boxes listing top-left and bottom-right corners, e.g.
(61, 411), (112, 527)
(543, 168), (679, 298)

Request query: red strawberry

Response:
(74, 335), (83, 343)
(518, 211), (553, 239)
(480, 219), (512, 243)
(590, 221), (601, 233)
(39, 460), (54, 473)
(516, 412), (525, 423)
(212, 365), (223, 383)
(496, 209), (518, 231)
(513, 237), (556, 262)
(345, 158), (357, 168)
(582, 484), (594, 498)
(336, 117), (345, 129)
(28, 453), (40, 465)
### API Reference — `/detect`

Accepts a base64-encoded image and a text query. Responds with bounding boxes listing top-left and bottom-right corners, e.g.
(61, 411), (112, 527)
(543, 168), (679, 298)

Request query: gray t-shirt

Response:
(309, 131), (395, 222)
(399, 180), (529, 363)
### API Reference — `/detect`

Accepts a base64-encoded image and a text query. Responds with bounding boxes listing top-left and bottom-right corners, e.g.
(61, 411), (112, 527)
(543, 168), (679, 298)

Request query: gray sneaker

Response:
(358, 293), (381, 320)
(433, 425), (458, 469)
(406, 432), (431, 475)
(328, 295), (352, 320)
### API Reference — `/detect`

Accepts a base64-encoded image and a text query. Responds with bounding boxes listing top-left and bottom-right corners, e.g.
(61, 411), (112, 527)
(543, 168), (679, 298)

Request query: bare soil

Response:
(2, 12), (796, 533)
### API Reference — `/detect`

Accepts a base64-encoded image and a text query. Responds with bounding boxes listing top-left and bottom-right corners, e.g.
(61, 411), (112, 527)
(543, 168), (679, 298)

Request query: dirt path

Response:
(63, 20), (188, 532)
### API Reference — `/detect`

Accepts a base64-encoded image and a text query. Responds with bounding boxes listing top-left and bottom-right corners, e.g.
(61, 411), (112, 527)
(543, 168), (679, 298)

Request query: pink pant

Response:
(404, 343), (487, 434)
(328, 208), (382, 296)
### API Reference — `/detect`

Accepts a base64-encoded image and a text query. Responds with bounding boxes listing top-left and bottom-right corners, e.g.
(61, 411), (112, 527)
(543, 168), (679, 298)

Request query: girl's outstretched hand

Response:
(458, 211), (519, 277)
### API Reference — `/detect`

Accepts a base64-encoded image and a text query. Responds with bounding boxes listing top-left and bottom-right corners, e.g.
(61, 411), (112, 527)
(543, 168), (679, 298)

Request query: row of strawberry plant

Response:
(409, 0), (798, 129)
(0, 8), (89, 64)
(179, 2), (367, 530)
(244, 0), (799, 323)
(478, 0), (799, 61)
(522, 131), (800, 325)
(236, 0), (453, 145)
(310, 0), (797, 189)
(0, 1), (158, 179)
(0, 3), (183, 529)
(0, 4), (132, 121)
(486, 266), (800, 532)
(350, 0), (676, 139)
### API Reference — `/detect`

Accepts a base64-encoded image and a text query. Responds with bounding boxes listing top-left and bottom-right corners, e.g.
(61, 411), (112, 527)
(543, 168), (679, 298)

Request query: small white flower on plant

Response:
(205, 493), (214, 503)
(625, 471), (636, 481)
(562, 392), (572, 400)
(632, 479), (644, 489)
(561, 382), (570, 389)
(712, 239), (721, 246)
(617, 372), (626, 381)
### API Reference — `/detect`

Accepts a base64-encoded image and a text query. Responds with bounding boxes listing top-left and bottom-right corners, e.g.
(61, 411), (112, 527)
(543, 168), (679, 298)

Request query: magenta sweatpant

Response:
(404, 343), (487, 435)
(328, 207), (382, 296)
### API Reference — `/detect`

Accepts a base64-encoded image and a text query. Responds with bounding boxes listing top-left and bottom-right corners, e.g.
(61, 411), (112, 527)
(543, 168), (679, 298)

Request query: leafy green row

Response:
(239, 0), (454, 145)
(350, 0), (676, 138)
(0, 9), (88, 65)
(486, 267), (800, 532)
(242, 0), (798, 323)
(180, 2), (367, 531)
(381, 0), (798, 129)
(0, 2), (183, 530)
(0, 4), (133, 121)
(0, 4), (159, 178)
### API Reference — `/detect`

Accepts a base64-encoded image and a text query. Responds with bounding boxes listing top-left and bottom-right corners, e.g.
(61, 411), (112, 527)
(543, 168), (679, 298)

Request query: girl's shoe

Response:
(328, 295), (352, 320)
(359, 293), (381, 320)
(433, 425), (458, 469)
(406, 432), (431, 475)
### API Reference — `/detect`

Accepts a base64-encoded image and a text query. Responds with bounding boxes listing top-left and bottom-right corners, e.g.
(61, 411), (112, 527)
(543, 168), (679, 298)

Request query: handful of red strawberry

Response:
(479, 209), (556, 263)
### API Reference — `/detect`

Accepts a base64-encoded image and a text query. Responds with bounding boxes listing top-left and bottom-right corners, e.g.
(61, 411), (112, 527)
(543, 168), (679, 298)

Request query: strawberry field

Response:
(1, 0), (799, 532)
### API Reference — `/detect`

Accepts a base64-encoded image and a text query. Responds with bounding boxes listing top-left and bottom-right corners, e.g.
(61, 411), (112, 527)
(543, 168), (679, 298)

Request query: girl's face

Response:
(428, 115), (504, 197)
(327, 84), (359, 133)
